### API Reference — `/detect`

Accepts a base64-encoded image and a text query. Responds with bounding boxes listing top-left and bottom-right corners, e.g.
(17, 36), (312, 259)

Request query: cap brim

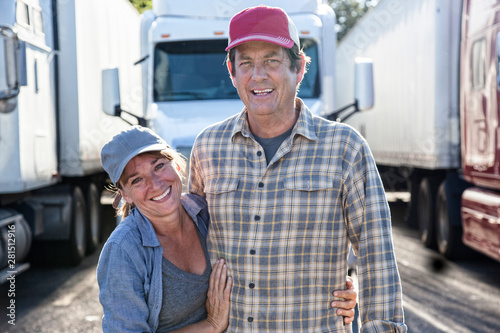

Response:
(225, 35), (295, 51)
(113, 143), (168, 185)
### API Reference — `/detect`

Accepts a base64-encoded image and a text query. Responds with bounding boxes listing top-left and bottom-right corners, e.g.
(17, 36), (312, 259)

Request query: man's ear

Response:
(227, 61), (236, 87)
(296, 54), (306, 85)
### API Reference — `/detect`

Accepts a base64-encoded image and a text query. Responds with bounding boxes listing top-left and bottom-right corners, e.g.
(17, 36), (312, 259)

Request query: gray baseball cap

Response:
(101, 126), (169, 185)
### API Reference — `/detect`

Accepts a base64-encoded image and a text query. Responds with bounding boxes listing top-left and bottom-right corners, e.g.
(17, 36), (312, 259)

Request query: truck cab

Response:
(106, 0), (338, 160)
(460, 0), (500, 261)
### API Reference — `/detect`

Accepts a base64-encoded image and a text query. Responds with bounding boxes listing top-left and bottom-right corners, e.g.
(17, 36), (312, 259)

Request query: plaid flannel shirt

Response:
(189, 99), (407, 332)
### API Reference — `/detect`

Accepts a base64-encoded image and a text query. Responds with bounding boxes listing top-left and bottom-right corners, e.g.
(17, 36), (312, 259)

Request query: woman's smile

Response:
(151, 186), (171, 201)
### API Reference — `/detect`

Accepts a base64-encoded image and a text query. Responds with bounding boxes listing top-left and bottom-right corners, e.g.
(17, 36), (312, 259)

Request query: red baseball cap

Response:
(225, 5), (300, 51)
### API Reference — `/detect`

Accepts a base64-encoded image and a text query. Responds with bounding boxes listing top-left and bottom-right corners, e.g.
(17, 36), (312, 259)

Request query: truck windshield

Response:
(153, 39), (319, 102)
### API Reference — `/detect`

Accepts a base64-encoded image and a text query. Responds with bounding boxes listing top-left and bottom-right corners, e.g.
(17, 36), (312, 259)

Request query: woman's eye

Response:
(131, 178), (141, 185)
(155, 162), (165, 171)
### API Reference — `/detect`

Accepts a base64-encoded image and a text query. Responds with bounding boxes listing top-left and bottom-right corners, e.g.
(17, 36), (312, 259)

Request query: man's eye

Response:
(131, 178), (141, 185)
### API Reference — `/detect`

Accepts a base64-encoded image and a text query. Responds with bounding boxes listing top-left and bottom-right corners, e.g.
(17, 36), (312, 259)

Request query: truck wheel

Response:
(417, 177), (437, 248)
(436, 182), (466, 259)
(85, 183), (102, 254)
(63, 185), (87, 265)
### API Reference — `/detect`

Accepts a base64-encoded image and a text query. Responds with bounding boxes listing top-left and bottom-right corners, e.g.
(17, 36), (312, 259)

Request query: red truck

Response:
(334, 0), (500, 262)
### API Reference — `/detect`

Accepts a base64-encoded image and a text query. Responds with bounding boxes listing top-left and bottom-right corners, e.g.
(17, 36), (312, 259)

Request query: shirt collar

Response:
(230, 98), (319, 143)
(130, 208), (159, 247)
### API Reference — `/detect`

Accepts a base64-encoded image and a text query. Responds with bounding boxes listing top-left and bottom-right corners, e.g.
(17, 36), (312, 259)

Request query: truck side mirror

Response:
(325, 58), (374, 122)
(102, 67), (147, 126)
(0, 26), (21, 114)
(354, 58), (374, 111)
(102, 67), (121, 116)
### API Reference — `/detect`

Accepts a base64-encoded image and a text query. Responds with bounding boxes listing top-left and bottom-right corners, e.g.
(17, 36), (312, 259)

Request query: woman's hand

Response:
(205, 259), (233, 333)
(331, 276), (358, 324)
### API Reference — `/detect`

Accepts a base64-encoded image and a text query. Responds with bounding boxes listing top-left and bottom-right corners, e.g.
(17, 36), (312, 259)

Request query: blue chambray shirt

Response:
(97, 193), (209, 332)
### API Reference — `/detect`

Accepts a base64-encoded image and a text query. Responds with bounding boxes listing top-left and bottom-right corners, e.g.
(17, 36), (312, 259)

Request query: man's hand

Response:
(331, 276), (357, 325)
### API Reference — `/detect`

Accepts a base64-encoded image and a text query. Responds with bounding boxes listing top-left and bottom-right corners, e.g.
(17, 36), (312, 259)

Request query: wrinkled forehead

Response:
(234, 41), (288, 60)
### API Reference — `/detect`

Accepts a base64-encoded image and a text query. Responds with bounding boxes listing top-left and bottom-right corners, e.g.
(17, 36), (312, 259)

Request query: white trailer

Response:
(0, 0), (141, 282)
(334, 0), (485, 258)
(104, 0), (373, 162)
(335, 0), (462, 171)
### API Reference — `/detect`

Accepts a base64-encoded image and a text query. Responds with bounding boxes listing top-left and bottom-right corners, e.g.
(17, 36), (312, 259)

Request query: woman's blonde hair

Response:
(109, 148), (187, 218)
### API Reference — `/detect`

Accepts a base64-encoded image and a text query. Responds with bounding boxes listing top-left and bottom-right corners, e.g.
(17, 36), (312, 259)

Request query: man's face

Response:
(229, 41), (304, 121)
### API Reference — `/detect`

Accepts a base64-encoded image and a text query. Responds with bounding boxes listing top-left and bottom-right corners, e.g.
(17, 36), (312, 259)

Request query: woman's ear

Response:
(120, 189), (133, 205)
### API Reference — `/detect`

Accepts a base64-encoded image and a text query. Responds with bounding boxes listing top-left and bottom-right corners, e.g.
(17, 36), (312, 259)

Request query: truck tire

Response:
(436, 181), (467, 259)
(417, 177), (437, 248)
(63, 185), (87, 265)
(85, 183), (101, 254)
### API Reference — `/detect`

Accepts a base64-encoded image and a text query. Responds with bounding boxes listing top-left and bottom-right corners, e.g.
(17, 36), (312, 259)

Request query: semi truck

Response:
(335, 0), (500, 262)
(104, 0), (373, 163)
(0, 0), (142, 282)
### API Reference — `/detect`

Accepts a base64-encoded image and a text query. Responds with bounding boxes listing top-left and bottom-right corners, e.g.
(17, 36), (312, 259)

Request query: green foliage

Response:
(329, 0), (379, 42)
(129, 0), (152, 13)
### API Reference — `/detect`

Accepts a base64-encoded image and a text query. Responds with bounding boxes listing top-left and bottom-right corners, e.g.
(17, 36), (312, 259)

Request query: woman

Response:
(97, 126), (356, 332)
(98, 125), (230, 332)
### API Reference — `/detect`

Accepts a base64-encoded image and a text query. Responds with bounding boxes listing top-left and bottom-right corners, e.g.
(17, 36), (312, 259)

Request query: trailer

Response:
(335, 0), (500, 262)
(0, 0), (142, 282)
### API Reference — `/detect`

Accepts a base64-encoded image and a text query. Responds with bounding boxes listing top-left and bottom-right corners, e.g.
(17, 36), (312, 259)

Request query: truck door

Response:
(461, 28), (500, 189)
(1, 0), (59, 191)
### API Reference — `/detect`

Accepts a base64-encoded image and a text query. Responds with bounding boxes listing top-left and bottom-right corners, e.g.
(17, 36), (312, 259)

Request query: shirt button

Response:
(258, 182), (264, 188)
(248, 317), (254, 322)
(254, 215), (260, 221)
(249, 283), (255, 289)
(257, 151), (262, 156)
(250, 249), (256, 255)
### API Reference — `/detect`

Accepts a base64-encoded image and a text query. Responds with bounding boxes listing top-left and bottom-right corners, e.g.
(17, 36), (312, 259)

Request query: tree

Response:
(329, 0), (379, 42)
(129, 0), (152, 13)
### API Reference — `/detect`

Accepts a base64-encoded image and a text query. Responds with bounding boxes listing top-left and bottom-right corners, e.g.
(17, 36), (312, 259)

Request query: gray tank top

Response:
(156, 227), (211, 332)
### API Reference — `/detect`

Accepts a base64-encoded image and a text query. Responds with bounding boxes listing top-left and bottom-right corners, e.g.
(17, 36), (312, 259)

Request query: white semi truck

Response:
(104, 0), (373, 161)
(0, 0), (142, 282)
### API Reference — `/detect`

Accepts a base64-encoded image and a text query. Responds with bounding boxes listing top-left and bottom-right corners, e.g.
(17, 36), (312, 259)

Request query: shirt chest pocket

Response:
(282, 175), (337, 207)
(204, 177), (240, 195)
(204, 177), (240, 212)
(282, 175), (340, 236)
(283, 175), (335, 192)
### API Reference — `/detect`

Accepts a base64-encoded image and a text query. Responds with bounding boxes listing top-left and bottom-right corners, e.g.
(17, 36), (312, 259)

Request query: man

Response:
(189, 5), (407, 332)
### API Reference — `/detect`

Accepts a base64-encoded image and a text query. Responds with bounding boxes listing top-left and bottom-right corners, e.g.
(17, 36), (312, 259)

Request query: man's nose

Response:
(252, 63), (267, 81)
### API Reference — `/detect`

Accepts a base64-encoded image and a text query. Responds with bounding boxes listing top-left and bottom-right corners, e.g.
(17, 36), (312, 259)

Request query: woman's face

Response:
(119, 153), (183, 222)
